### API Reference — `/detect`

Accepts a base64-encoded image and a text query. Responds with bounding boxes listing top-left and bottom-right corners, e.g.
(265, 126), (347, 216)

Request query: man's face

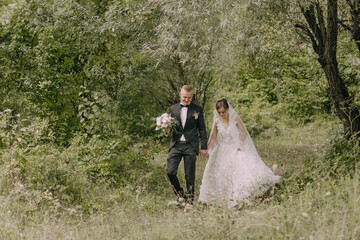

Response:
(179, 90), (193, 106)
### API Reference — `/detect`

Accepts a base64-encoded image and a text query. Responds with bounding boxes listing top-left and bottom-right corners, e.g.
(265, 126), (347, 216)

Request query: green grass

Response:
(1, 119), (359, 239)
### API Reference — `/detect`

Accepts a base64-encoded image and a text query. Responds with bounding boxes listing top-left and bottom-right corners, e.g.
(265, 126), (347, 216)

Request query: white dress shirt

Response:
(180, 104), (188, 141)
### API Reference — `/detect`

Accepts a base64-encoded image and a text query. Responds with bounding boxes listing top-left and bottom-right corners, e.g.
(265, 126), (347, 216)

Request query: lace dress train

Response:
(198, 119), (281, 208)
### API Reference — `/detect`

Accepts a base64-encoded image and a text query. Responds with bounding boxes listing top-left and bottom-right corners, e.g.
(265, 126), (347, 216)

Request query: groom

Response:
(166, 85), (208, 204)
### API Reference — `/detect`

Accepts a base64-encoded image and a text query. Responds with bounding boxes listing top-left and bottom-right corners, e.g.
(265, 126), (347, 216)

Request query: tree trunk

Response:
(345, 0), (360, 52)
(322, 64), (360, 135)
(297, 0), (360, 136)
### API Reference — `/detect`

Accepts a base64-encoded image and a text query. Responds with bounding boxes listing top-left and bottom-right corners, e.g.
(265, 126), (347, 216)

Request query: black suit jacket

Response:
(169, 102), (207, 155)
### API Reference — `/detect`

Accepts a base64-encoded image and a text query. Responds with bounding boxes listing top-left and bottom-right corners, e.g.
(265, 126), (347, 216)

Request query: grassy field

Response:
(1, 119), (359, 239)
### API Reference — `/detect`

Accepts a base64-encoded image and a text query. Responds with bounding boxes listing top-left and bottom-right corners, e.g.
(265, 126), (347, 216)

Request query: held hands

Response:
(200, 149), (208, 156)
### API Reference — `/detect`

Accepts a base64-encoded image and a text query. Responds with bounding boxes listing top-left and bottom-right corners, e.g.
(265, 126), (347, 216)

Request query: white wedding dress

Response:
(198, 106), (281, 208)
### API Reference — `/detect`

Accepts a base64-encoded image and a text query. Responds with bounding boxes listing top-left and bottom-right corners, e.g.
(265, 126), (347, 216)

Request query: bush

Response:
(273, 130), (360, 203)
(322, 133), (360, 176)
(0, 114), (167, 214)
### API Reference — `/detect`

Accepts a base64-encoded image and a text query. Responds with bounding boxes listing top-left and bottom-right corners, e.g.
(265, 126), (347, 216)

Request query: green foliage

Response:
(236, 99), (280, 138)
(1, 0), (347, 144)
(322, 133), (360, 176)
(1, 0), (360, 238)
(1, 119), (359, 239)
(273, 128), (360, 202)
(0, 115), (165, 214)
(0, 0), (161, 144)
(278, 54), (331, 116)
(214, 50), (330, 137)
(145, 0), (227, 106)
(0, 109), (54, 149)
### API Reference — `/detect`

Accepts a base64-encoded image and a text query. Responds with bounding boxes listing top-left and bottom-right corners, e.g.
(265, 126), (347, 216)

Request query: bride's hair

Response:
(216, 98), (229, 110)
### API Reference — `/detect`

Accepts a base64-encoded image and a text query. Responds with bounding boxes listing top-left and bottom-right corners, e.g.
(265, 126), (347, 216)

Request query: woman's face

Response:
(217, 107), (228, 119)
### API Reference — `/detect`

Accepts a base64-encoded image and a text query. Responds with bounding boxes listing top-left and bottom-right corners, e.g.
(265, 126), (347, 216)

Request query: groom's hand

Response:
(200, 149), (208, 156)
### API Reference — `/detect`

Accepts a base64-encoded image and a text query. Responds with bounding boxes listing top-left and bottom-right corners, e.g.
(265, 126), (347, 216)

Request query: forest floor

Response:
(1, 119), (360, 239)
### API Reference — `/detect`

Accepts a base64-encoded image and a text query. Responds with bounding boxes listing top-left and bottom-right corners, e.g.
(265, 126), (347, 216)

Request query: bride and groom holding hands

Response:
(165, 85), (281, 208)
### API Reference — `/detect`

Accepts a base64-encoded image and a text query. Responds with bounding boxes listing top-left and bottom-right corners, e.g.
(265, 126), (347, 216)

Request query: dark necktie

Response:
(180, 104), (189, 108)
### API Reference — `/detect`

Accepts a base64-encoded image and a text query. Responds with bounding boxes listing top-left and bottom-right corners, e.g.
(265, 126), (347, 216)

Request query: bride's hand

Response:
(200, 149), (208, 156)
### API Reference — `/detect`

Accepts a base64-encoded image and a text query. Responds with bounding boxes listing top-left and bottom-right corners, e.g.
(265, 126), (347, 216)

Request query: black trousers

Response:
(166, 142), (197, 202)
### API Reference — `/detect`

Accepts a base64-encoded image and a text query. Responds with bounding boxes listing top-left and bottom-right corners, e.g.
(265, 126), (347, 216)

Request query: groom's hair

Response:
(181, 85), (193, 92)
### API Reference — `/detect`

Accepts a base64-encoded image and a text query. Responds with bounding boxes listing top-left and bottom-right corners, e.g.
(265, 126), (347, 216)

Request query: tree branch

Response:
(338, 19), (352, 31)
(295, 23), (317, 47)
(174, 55), (185, 86)
(315, 1), (327, 45)
(345, 0), (360, 51)
(327, 0), (338, 58)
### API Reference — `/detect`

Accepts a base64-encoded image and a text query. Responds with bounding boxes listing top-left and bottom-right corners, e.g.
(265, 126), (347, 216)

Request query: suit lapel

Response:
(174, 104), (183, 130)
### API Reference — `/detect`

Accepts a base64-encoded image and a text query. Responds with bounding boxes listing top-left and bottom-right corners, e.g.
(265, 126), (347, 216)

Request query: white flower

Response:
(69, 208), (77, 214)
(155, 113), (178, 132)
(272, 164), (278, 172)
(37, 7), (43, 15)
(301, 212), (309, 218)
(325, 192), (331, 197)
(15, 181), (24, 189)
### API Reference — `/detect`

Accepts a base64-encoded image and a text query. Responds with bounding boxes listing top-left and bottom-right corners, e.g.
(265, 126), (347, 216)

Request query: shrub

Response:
(322, 133), (360, 176)
(0, 115), (167, 214)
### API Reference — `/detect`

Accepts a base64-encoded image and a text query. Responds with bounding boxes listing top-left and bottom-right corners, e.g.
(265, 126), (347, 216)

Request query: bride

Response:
(198, 98), (281, 208)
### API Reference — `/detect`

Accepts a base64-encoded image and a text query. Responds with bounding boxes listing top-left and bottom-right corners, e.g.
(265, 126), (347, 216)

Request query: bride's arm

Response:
(235, 117), (247, 141)
(207, 124), (218, 150)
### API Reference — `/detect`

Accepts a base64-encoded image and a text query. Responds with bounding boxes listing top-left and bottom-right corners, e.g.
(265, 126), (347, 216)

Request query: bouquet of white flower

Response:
(155, 113), (178, 132)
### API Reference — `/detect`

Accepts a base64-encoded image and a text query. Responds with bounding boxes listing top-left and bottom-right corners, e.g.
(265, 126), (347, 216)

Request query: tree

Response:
(294, 0), (360, 136)
(340, 0), (360, 52)
(144, 0), (227, 107)
(0, 0), (151, 141)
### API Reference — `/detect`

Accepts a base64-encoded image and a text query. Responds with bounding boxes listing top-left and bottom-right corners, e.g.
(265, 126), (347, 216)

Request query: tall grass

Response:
(0, 119), (359, 239)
